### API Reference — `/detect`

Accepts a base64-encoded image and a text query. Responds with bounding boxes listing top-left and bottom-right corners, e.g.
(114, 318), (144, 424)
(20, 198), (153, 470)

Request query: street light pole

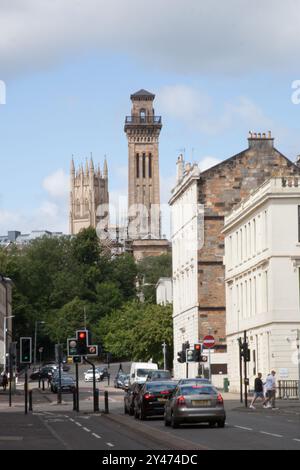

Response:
(3, 315), (14, 371)
(34, 321), (45, 368)
(292, 329), (300, 399)
(162, 342), (167, 370)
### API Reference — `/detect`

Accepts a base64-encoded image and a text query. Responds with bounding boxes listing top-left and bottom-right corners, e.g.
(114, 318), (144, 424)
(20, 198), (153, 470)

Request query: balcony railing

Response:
(125, 116), (162, 125)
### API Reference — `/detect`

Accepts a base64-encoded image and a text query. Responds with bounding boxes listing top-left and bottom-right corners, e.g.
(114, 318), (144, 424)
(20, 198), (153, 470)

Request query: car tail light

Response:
(217, 393), (223, 405)
(144, 393), (154, 400)
(177, 395), (186, 406)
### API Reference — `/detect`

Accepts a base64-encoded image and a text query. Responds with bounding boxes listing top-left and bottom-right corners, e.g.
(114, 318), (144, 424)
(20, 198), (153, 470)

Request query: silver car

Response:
(164, 384), (226, 428)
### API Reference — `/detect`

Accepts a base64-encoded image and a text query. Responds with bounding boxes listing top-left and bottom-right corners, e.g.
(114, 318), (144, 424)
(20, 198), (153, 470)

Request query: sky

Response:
(1, 0), (300, 235)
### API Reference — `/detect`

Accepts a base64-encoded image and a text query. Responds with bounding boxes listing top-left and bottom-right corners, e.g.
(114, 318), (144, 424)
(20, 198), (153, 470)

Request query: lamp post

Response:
(292, 329), (300, 400)
(34, 321), (45, 368)
(3, 315), (14, 371)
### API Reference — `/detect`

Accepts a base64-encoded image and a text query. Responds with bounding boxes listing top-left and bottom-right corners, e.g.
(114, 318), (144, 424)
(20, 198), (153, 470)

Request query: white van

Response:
(130, 362), (158, 384)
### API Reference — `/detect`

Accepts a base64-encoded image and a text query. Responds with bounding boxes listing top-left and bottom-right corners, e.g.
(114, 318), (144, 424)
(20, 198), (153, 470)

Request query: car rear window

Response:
(179, 385), (217, 395)
(146, 382), (177, 392)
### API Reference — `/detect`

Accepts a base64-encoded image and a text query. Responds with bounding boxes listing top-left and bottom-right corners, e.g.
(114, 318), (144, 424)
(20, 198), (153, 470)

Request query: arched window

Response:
(140, 109), (146, 123)
(142, 153), (146, 178)
(75, 199), (80, 215)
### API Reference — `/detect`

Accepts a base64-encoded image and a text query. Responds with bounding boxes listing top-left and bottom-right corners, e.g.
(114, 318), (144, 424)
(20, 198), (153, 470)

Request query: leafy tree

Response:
(137, 254), (172, 303)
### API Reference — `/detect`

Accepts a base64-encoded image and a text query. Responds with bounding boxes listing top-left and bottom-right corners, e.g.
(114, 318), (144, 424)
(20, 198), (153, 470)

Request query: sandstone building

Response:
(170, 132), (300, 381)
(69, 157), (109, 235)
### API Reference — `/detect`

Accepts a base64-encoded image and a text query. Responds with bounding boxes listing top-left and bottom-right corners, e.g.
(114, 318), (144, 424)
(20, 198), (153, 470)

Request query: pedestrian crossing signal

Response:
(20, 337), (32, 364)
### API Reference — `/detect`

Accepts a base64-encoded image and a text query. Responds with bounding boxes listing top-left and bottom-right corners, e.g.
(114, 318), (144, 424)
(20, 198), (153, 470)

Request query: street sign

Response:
(38, 347), (44, 353)
(203, 335), (215, 349)
(87, 345), (98, 356)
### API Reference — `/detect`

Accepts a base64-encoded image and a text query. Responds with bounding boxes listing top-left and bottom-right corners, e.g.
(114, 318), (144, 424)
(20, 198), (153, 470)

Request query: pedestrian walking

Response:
(2, 373), (8, 391)
(263, 371), (277, 409)
(249, 373), (265, 409)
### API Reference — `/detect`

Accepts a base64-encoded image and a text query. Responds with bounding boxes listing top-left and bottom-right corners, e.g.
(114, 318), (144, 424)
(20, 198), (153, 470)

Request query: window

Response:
(142, 153), (146, 178)
(140, 109), (146, 123)
(136, 154), (140, 178)
(149, 153), (152, 178)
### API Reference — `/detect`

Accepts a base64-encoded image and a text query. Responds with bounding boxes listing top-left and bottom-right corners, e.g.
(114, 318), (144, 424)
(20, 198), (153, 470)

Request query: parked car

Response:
(164, 384), (226, 428)
(124, 382), (143, 415)
(146, 370), (172, 381)
(114, 373), (130, 389)
(97, 367), (109, 381)
(84, 369), (101, 382)
(51, 375), (76, 393)
(134, 381), (178, 420)
(30, 366), (55, 381)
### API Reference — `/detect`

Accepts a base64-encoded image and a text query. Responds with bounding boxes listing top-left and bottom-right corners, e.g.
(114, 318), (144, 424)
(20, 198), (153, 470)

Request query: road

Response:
(1, 363), (300, 450)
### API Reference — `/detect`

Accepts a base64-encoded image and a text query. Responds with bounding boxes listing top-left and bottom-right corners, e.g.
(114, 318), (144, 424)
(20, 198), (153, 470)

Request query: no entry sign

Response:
(203, 335), (215, 349)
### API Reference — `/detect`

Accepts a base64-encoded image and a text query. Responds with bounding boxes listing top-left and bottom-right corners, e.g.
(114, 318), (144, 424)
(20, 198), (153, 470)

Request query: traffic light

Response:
(67, 338), (78, 356)
(240, 342), (250, 362)
(20, 337), (32, 364)
(193, 343), (202, 361)
(177, 350), (185, 363)
(76, 330), (88, 355)
(186, 349), (194, 362)
(73, 356), (82, 364)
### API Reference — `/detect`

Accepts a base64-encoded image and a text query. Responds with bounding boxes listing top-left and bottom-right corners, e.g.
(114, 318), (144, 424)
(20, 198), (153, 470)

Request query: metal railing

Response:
(125, 115), (162, 125)
(277, 380), (299, 399)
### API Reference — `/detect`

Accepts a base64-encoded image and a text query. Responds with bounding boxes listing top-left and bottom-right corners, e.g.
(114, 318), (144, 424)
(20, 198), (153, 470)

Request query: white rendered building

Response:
(223, 177), (300, 392)
(156, 277), (173, 306)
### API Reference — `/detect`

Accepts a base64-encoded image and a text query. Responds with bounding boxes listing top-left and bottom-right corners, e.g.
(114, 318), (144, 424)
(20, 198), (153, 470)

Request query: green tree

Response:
(137, 254), (172, 303)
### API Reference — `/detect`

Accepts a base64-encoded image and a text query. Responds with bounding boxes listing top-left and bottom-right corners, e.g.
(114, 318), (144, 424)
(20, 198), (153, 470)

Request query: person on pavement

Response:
(2, 373), (8, 391)
(250, 373), (264, 409)
(263, 371), (277, 409)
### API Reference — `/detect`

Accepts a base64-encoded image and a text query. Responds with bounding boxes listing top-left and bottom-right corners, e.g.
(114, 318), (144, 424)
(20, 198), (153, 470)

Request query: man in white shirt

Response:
(263, 371), (277, 409)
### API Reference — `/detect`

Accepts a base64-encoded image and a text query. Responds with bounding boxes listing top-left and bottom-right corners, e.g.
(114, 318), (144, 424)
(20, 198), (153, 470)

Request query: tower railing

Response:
(125, 116), (162, 125)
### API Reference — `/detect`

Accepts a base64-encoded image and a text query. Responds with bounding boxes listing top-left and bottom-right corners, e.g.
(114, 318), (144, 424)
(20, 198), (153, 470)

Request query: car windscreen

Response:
(146, 382), (177, 392)
(179, 385), (217, 395)
(137, 369), (156, 377)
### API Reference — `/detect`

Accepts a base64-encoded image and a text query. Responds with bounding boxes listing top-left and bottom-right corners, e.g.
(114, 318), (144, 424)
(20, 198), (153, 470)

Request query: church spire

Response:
(103, 156), (108, 179)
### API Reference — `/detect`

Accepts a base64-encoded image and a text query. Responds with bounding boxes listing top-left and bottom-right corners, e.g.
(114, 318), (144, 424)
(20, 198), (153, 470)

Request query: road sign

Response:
(38, 347), (44, 353)
(87, 345), (98, 356)
(203, 335), (215, 349)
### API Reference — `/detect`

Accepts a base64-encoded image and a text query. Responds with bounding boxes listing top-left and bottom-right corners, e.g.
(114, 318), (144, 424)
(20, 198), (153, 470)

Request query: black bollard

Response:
(107, 374), (110, 387)
(38, 378), (41, 389)
(104, 391), (109, 414)
(42, 380), (45, 391)
(94, 389), (99, 412)
(73, 389), (77, 411)
(29, 390), (33, 411)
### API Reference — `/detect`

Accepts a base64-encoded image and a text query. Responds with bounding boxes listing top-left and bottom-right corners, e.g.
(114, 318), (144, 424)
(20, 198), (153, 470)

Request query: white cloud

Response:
(158, 85), (273, 135)
(198, 156), (221, 172)
(1, 1), (300, 77)
(42, 169), (69, 199)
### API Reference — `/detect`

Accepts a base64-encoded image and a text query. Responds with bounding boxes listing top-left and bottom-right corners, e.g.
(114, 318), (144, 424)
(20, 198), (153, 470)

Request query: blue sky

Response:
(1, 0), (300, 234)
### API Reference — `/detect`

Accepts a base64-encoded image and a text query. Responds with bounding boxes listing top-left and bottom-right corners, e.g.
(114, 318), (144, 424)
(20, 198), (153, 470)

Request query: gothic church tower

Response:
(69, 156), (109, 235)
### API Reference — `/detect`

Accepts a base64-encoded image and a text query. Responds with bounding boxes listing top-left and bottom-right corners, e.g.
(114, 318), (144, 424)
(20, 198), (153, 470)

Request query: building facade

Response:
(156, 277), (173, 306)
(0, 230), (65, 247)
(124, 90), (169, 259)
(170, 133), (300, 382)
(0, 274), (13, 371)
(69, 157), (109, 235)
(224, 177), (300, 391)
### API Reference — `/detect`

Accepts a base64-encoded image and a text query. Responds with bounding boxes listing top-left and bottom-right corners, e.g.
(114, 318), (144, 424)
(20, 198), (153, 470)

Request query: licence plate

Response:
(191, 400), (211, 407)
(157, 398), (167, 402)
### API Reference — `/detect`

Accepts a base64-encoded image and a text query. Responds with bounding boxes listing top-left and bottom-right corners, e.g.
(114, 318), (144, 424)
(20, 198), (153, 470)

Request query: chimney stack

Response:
(248, 130), (274, 149)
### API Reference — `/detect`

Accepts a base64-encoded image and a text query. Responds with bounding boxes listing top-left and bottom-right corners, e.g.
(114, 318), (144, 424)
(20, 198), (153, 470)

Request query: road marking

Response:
(106, 442), (114, 447)
(293, 439), (300, 443)
(75, 422), (82, 427)
(92, 433), (101, 439)
(83, 427), (91, 432)
(69, 418), (75, 422)
(260, 431), (283, 438)
(234, 426), (253, 431)
(0, 436), (23, 441)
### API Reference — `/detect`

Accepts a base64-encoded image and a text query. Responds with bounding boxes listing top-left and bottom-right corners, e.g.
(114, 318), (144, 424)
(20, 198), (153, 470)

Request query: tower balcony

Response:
(124, 115), (162, 131)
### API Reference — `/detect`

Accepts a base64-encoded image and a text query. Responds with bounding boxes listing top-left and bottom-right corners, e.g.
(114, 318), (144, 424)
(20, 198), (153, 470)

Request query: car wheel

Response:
(209, 421), (216, 428)
(139, 408), (146, 420)
(164, 413), (170, 426)
(217, 420), (225, 428)
(171, 413), (180, 429)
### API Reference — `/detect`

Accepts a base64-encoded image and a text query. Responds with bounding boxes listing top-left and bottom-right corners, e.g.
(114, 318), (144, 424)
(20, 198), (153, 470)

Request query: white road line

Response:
(260, 431), (283, 438)
(106, 442), (114, 447)
(293, 439), (300, 443)
(92, 433), (101, 439)
(234, 426), (253, 431)
(83, 427), (91, 432)
(75, 422), (82, 427)
(69, 418), (75, 422)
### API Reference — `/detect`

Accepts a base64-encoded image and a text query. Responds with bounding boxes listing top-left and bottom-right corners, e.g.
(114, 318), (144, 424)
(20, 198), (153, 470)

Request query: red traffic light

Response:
(79, 332), (86, 339)
(195, 344), (201, 350)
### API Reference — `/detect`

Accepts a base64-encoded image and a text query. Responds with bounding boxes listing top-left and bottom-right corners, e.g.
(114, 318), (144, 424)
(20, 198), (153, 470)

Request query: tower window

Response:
(140, 109), (146, 123)
(142, 153), (146, 178)
(136, 154), (140, 178)
(149, 153), (152, 178)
